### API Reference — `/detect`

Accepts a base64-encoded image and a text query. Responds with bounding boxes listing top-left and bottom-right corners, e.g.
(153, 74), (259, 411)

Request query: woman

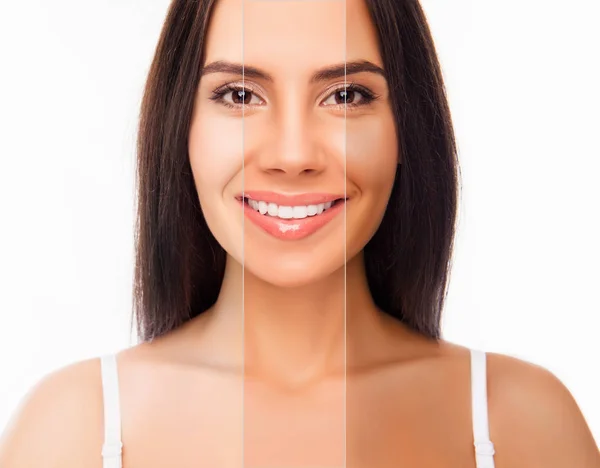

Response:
(1, 0), (598, 466)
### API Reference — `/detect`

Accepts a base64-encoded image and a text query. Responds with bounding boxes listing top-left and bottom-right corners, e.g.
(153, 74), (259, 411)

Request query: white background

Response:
(0, 0), (598, 445)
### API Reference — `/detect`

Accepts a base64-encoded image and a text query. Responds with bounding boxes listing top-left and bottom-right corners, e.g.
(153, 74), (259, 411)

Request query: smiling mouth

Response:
(239, 196), (346, 220)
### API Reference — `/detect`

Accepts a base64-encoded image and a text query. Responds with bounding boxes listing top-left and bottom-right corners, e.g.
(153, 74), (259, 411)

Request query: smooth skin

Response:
(1, 0), (599, 466)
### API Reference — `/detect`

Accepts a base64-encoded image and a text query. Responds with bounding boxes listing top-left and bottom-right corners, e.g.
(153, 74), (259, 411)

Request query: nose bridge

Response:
(257, 87), (324, 176)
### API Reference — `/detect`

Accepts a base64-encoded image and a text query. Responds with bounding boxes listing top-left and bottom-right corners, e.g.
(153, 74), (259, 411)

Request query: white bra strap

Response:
(100, 354), (123, 468)
(470, 349), (496, 468)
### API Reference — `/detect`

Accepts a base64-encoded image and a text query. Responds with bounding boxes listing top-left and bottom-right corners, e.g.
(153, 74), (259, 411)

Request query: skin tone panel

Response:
(189, 0), (398, 463)
(189, 0), (398, 384)
(191, 0), (397, 377)
(0, 0), (599, 466)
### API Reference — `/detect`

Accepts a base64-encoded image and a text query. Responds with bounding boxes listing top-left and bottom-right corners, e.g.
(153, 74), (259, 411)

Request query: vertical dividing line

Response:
(343, 0), (347, 466)
(241, 0), (245, 466)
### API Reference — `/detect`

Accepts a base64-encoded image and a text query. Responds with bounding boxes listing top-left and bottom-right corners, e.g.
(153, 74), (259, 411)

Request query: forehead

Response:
(203, 0), (382, 74)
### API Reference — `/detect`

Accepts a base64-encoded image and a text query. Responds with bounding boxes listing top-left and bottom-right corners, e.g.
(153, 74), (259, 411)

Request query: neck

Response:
(206, 251), (385, 386)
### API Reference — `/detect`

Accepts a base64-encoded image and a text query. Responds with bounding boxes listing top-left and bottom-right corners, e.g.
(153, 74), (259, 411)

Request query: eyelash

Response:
(209, 82), (379, 111)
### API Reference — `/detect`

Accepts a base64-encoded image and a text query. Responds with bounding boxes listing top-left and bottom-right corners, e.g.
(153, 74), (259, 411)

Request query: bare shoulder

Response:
(485, 351), (600, 467)
(0, 334), (204, 468)
(0, 356), (106, 468)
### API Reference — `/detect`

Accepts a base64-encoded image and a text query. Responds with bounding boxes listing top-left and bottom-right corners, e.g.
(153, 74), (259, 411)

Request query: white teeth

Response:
(258, 200), (268, 215)
(246, 198), (339, 219)
(292, 206), (307, 218)
(267, 202), (278, 216)
(278, 206), (294, 219)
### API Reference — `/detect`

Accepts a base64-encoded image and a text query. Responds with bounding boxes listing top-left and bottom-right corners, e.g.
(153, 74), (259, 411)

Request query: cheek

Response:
(338, 112), (398, 259)
(188, 112), (244, 203)
(188, 110), (247, 263)
(346, 114), (397, 193)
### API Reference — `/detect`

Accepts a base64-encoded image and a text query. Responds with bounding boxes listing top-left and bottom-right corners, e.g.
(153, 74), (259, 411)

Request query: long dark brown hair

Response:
(132, 0), (460, 342)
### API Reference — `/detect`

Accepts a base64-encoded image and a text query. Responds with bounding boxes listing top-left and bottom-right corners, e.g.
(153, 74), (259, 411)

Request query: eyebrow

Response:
(200, 60), (386, 83)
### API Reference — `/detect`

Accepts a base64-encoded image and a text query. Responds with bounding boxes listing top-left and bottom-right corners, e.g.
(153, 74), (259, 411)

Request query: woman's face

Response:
(189, 0), (398, 287)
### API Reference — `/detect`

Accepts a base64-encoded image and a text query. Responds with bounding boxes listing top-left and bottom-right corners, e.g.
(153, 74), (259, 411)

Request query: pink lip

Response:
(237, 194), (347, 241)
(236, 191), (347, 206)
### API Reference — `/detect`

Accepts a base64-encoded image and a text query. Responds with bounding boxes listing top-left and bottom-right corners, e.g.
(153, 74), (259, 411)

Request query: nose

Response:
(254, 103), (327, 178)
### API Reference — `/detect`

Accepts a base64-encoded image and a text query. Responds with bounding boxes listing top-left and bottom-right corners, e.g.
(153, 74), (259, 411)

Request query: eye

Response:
(321, 83), (377, 109)
(209, 85), (265, 108)
(209, 82), (378, 110)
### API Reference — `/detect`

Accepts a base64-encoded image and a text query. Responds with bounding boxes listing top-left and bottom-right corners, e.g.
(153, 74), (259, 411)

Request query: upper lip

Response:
(236, 191), (348, 206)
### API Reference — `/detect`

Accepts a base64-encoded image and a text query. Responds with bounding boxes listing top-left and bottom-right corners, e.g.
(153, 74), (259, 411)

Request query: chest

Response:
(112, 370), (478, 468)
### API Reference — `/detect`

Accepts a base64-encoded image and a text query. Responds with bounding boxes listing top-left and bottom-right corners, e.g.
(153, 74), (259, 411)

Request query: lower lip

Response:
(238, 198), (347, 241)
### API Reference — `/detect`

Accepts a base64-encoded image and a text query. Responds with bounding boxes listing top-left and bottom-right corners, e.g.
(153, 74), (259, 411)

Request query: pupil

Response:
(233, 90), (251, 105)
(336, 90), (355, 105)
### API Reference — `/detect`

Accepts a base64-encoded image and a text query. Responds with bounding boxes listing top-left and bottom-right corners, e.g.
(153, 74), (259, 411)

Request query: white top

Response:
(99, 348), (496, 467)
(471, 348), (497, 467)
(100, 354), (122, 468)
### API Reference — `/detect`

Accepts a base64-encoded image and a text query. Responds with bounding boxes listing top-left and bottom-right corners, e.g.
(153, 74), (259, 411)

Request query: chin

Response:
(242, 255), (345, 289)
